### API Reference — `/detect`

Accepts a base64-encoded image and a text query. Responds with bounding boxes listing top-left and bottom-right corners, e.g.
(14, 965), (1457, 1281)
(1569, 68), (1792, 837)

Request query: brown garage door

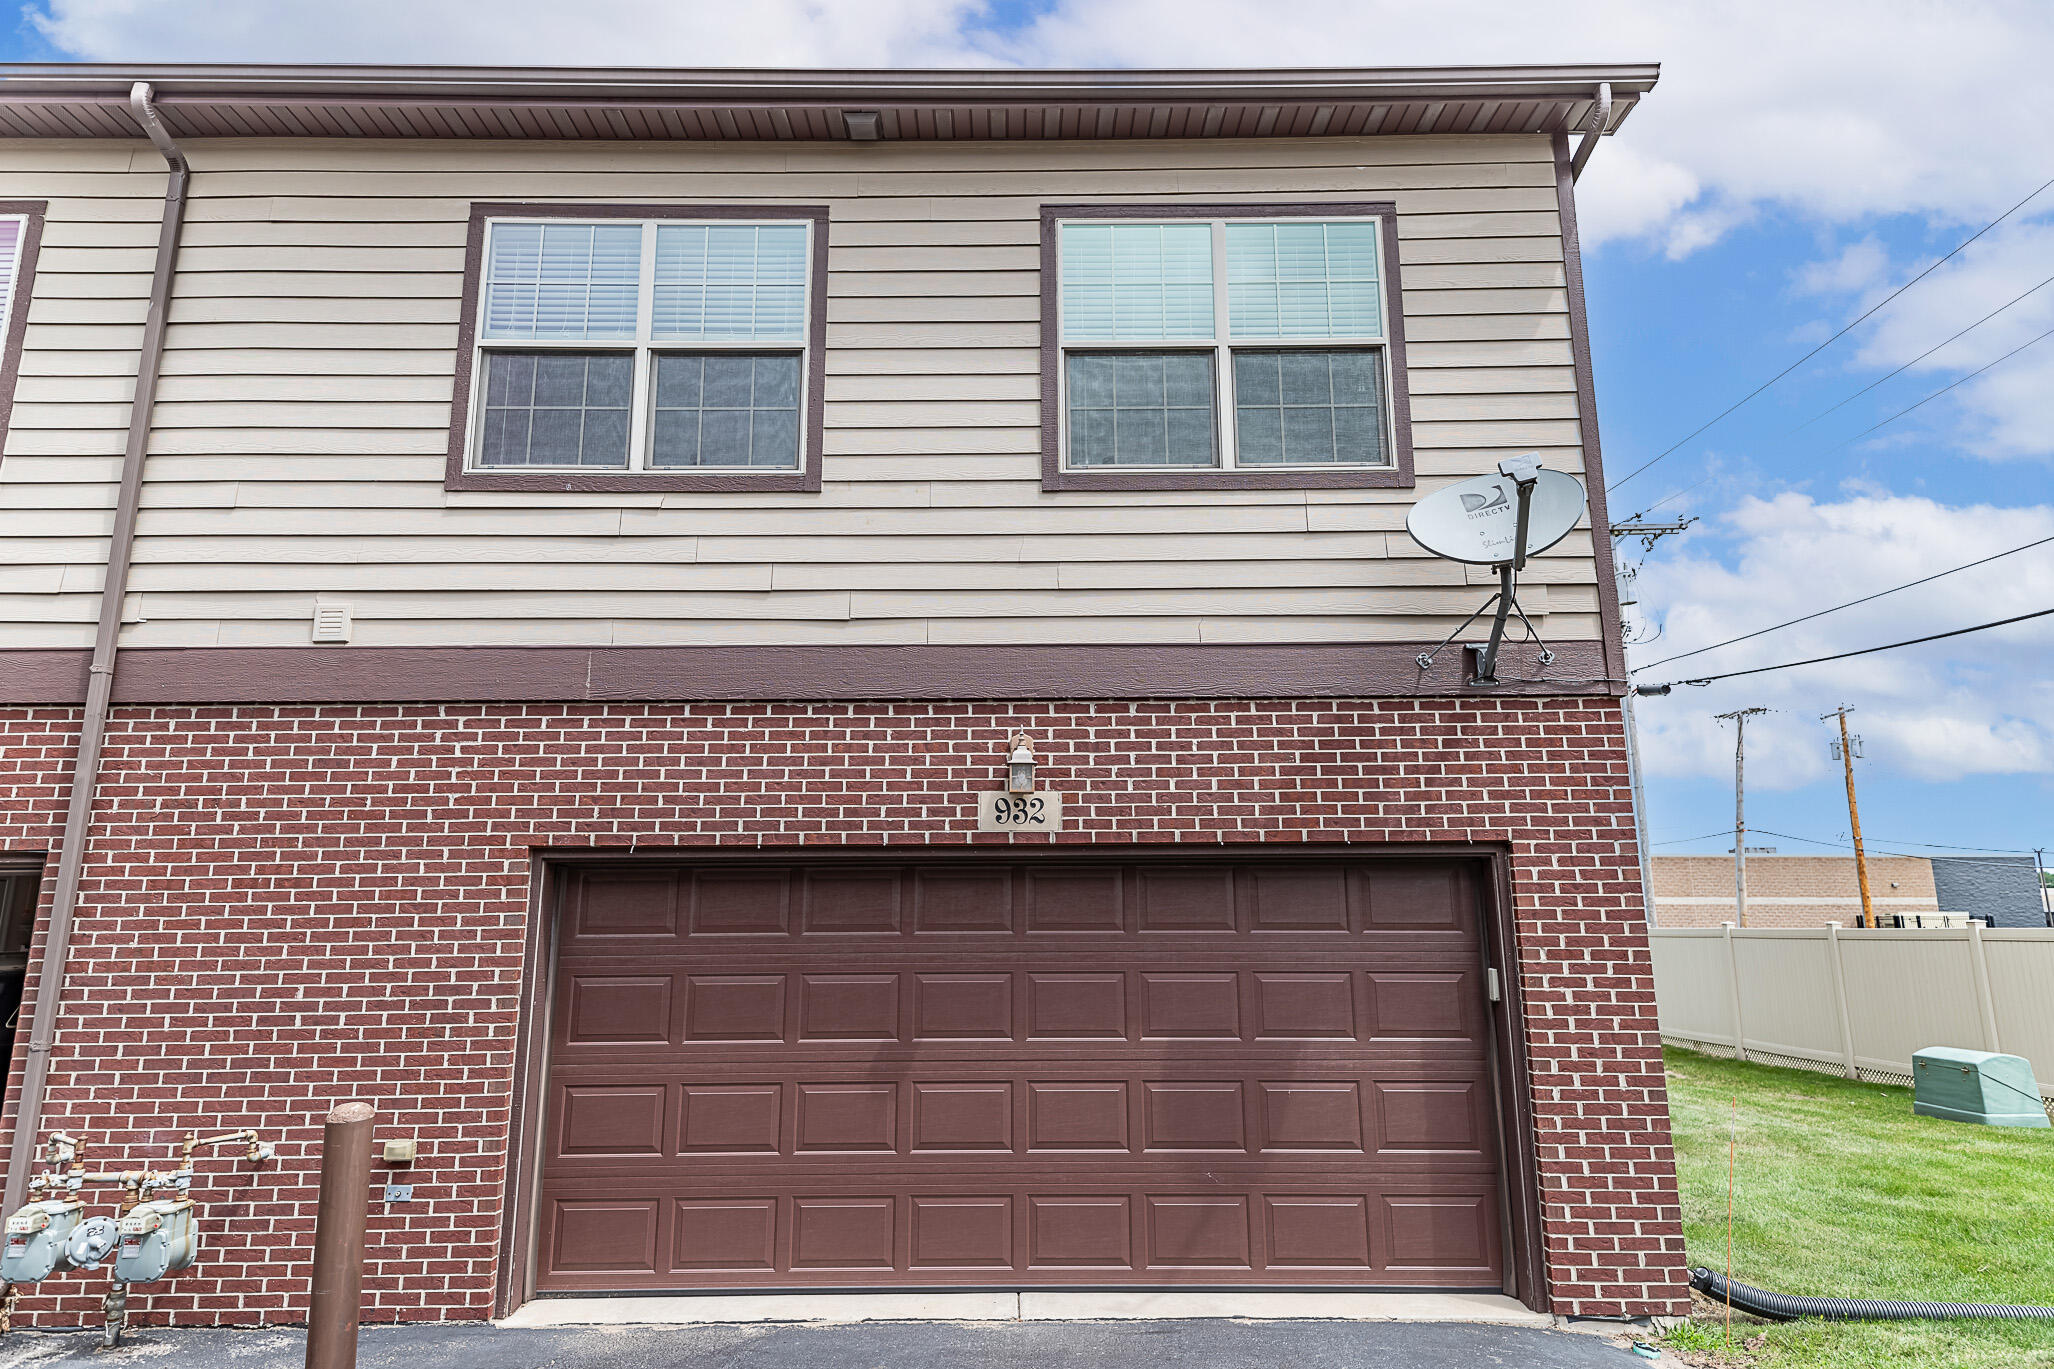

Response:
(535, 854), (1506, 1291)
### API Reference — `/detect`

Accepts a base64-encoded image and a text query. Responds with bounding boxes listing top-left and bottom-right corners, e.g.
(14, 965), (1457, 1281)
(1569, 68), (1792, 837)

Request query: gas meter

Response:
(113, 1198), (198, 1283)
(3, 1199), (86, 1283)
(65, 1216), (120, 1271)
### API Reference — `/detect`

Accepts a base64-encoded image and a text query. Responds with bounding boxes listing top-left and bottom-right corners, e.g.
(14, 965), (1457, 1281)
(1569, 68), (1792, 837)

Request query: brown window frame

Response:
(445, 202), (829, 493)
(0, 200), (47, 458)
(1039, 202), (1415, 492)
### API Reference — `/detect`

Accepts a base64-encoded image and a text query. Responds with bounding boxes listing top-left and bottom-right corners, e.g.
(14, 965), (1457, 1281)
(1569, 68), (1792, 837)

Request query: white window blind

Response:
(482, 222), (642, 340)
(653, 224), (808, 341)
(1224, 221), (1382, 339)
(0, 217), (22, 347)
(1059, 223), (1214, 342)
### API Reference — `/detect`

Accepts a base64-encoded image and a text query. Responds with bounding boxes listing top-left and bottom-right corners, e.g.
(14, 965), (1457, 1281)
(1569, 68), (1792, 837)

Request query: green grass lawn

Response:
(1661, 1046), (2054, 1367)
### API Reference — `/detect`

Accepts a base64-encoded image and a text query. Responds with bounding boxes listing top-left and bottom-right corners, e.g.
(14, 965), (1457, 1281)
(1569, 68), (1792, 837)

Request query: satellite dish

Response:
(1404, 455), (1591, 687)
(1406, 467), (1588, 566)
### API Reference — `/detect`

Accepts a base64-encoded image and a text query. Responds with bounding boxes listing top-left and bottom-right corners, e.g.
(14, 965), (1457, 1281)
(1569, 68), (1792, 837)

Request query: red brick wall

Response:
(0, 697), (1687, 1324)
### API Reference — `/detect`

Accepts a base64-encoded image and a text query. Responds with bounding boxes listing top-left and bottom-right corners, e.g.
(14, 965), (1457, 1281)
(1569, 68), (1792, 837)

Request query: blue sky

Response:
(3, 0), (2050, 868)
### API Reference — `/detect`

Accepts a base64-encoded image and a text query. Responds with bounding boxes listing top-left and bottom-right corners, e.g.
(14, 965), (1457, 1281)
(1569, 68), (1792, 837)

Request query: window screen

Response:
(1231, 350), (1387, 467)
(651, 353), (802, 469)
(1066, 351), (1218, 467)
(479, 352), (633, 468)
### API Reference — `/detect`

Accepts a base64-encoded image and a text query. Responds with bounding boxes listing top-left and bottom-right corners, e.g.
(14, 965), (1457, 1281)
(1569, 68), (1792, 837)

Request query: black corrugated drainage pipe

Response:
(1692, 1268), (2054, 1322)
(1, 82), (188, 1215)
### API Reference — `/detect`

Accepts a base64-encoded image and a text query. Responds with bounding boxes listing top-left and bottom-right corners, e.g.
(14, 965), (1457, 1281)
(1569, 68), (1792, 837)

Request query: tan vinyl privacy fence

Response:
(1650, 925), (2054, 1117)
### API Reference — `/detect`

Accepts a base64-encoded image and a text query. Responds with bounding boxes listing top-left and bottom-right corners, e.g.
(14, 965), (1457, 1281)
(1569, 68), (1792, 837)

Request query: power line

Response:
(1797, 272), (2054, 430)
(1647, 825), (2037, 866)
(1832, 321), (2054, 449)
(1750, 828), (2040, 870)
(1647, 605), (2054, 688)
(1621, 322), (2054, 541)
(1632, 530), (2054, 674)
(1863, 836), (2038, 855)
(1607, 170), (2054, 492)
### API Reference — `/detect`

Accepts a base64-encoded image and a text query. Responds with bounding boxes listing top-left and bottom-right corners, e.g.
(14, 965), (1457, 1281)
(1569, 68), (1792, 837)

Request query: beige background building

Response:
(1652, 854), (1938, 928)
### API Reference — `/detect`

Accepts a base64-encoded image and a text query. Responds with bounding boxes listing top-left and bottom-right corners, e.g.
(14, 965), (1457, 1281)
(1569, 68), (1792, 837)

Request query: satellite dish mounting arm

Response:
(1472, 456), (1539, 685)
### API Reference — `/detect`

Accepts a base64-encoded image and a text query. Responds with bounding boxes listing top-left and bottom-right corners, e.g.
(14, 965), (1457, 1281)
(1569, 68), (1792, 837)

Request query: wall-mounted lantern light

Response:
(1006, 732), (1037, 794)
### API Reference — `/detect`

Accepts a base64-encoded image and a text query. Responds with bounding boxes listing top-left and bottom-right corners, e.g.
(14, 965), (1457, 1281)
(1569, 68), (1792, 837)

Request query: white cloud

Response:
(1628, 491), (2054, 788)
(24, 0), (2054, 257)
(26, 0), (1002, 68)
(1791, 220), (2054, 460)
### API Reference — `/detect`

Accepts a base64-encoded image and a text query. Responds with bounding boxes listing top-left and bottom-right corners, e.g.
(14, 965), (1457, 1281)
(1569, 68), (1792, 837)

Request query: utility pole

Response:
(1612, 516), (1696, 926)
(1823, 705), (1875, 929)
(2034, 846), (2048, 928)
(1715, 708), (1769, 926)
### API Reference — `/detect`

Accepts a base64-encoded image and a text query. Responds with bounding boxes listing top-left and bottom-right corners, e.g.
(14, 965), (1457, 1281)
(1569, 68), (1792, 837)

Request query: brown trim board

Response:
(1551, 136), (1628, 690)
(1, 642), (1617, 706)
(496, 851), (560, 1319)
(0, 201), (47, 458)
(1039, 202), (1416, 493)
(443, 202), (829, 495)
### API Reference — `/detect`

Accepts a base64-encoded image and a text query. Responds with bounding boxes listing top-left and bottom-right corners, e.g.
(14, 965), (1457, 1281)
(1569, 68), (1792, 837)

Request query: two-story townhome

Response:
(0, 63), (1687, 1327)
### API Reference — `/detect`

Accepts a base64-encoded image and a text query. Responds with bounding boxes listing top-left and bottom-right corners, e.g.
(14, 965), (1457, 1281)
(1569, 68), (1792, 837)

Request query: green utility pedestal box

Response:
(1912, 1047), (2050, 1129)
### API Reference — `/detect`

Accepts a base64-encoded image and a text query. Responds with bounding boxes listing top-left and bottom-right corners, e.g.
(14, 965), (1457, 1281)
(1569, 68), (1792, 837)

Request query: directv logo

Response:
(1460, 486), (1511, 517)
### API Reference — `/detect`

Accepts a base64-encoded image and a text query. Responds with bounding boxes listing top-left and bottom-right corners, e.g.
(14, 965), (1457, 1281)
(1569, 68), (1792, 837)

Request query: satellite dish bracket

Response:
(1413, 460), (1557, 686)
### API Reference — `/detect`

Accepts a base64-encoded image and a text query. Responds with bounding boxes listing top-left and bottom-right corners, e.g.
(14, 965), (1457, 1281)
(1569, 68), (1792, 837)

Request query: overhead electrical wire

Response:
(1607, 169), (2054, 492)
(1647, 825), (2036, 867)
(1830, 321), (2054, 449)
(1644, 605), (2054, 689)
(1796, 271), (2054, 430)
(1750, 828), (2041, 870)
(1632, 530), (2054, 674)
(1618, 277), (2054, 523)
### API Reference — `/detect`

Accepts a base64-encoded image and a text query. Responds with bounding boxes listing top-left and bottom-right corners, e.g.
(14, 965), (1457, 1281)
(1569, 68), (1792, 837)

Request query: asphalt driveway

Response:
(0, 1318), (1666, 1368)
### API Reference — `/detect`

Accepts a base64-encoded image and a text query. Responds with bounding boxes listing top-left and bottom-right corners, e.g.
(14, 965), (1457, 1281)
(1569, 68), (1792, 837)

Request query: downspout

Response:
(1569, 82), (1612, 182)
(4, 83), (187, 1213)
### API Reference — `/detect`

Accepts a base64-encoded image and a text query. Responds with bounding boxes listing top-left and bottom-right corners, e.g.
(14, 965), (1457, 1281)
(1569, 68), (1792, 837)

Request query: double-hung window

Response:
(450, 206), (826, 491)
(1042, 204), (1412, 491)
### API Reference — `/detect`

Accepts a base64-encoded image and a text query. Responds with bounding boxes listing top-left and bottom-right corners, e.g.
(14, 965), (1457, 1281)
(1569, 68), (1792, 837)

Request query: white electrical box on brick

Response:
(311, 601), (352, 644)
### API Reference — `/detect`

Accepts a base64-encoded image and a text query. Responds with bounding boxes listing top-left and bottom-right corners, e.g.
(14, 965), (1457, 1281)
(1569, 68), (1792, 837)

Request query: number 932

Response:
(990, 795), (1048, 825)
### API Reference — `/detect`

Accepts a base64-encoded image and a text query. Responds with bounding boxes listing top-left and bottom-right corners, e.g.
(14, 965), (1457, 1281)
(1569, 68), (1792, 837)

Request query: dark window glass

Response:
(1065, 350), (1217, 468)
(477, 350), (633, 468)
(649, 352), (803, 469)
(1231, 349), (1387, 466)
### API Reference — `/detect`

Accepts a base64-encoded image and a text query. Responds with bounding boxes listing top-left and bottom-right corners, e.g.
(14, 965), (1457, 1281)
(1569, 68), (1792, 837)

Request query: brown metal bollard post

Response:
(305, 1102), (375, 1369)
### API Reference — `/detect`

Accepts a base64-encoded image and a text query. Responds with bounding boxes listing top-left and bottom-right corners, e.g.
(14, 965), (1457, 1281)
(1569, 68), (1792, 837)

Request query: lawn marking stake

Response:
(1727, 1090), (1738, 1350)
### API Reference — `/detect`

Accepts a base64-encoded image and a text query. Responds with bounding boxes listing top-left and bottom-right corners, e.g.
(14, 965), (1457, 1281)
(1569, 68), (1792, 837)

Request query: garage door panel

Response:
(536, 1178), (1502, 1290)
(538, 856), (1504, 1292)
(690, 869), (792, 936)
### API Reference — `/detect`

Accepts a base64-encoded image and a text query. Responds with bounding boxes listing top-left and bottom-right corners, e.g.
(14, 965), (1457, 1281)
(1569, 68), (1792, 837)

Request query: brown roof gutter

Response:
(0, 60), (1661, 101)
(0, 61), (1655, 142)
(2, 82), (187, 1214)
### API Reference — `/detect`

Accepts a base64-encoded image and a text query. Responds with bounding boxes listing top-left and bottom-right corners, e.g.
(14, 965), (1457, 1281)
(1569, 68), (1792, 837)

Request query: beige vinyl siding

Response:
(0, 133), (1604, 649)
